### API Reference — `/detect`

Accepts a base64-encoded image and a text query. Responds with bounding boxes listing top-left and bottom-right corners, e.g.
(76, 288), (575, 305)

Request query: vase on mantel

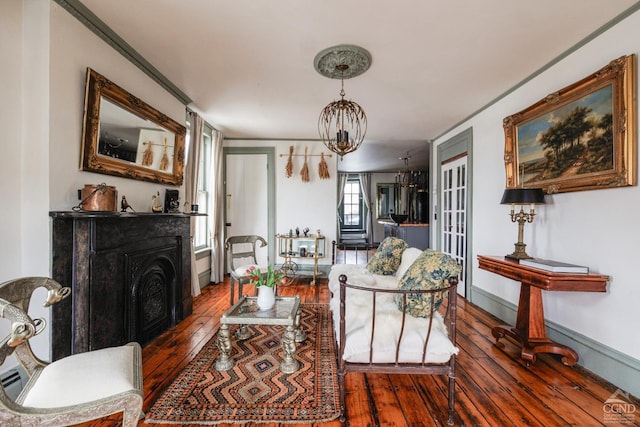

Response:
(256, 286), (275, 310)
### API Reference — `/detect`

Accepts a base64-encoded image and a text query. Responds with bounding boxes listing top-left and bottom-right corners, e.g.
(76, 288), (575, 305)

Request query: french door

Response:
(440, 155), (467, 296)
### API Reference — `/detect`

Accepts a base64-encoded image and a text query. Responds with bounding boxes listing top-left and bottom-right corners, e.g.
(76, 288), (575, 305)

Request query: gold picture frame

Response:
(80, 68), (186, 186)
(503, 55), (636, 194)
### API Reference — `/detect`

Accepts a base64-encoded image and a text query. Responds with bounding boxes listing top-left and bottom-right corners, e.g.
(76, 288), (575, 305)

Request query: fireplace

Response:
(50, 212), (193, 360)
(126, 245), (179, 345)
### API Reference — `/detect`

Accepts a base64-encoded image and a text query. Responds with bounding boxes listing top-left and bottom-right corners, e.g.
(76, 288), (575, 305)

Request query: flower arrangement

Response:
(246, 265), (285, 288)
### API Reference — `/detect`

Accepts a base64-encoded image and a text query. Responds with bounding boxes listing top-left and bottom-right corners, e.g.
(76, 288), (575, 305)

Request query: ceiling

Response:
(77, 0), (638, 172)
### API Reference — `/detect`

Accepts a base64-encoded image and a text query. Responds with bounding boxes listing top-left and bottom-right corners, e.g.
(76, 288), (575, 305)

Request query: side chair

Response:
(225, 235), (269, 305)
(0, 277), (143, 427)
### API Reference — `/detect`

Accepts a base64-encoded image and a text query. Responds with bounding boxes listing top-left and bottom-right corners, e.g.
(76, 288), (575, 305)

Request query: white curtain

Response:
(209, 129), (225, 283)
(336, 173), (348, 243)
(359, 172), (373, 244)
(185, 111), (203, 296)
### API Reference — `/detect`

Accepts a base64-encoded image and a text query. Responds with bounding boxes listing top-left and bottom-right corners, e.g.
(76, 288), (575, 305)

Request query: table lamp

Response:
(500, 188), (545, 260)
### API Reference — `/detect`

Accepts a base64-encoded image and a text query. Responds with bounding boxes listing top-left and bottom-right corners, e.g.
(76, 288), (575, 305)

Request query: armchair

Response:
(0, 277), (143, 426)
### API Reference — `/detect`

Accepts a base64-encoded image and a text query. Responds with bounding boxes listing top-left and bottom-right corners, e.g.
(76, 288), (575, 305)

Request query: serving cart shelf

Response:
(276, 234), (326, 285)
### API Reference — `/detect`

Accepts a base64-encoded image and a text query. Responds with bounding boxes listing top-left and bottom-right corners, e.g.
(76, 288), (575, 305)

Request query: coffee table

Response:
(214, 295), (307, 374)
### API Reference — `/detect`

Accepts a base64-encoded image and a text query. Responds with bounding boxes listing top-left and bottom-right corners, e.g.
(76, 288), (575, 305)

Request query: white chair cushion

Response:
(232, 264), (268, 278)
(22, 344), (137, 408)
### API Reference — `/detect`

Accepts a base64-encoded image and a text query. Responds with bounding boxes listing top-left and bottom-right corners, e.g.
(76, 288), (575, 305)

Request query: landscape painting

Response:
(516, 85), (613, 185)
(503, 54), (636, 194)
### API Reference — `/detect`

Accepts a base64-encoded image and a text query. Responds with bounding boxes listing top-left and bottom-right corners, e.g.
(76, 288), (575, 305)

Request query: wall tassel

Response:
(318, 152), (330, 179)
(285, 145), (294, 178)
(141, 142), (154, 166)
(159, 138), (170, 171)
(300, 146), (310, 182)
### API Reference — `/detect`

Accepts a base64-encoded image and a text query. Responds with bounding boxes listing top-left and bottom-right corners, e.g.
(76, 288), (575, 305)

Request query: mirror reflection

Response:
(98, 98), (176, 172)
(81, 68), (186, 186)
(376, 183), (397, 219)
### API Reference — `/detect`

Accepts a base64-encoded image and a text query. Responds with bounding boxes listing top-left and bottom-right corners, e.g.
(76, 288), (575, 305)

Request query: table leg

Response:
(235, 324), (252, 340)
(280, 325), (300, 373)
(294, 306), (307, 342)
(215, 324), (235, 371)
(492, 283), (579, 366)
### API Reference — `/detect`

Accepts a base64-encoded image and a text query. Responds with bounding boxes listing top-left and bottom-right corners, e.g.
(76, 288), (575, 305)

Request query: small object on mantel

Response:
(121, 195), (135, 212)
(519, 258), (589, 274)
(152, 191), (163, 213)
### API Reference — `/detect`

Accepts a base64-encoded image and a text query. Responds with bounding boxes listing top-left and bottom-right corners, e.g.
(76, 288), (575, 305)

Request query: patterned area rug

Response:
(146, 304), (340, 424)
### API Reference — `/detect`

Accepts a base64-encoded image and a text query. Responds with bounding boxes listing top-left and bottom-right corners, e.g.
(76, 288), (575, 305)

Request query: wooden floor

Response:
(78, 250), (639, 427)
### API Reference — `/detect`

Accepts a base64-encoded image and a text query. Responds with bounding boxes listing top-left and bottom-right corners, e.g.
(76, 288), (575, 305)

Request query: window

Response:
(186, 116), (213, 252)
(340, 177), (364, 229)
(194, 127), (212, 251)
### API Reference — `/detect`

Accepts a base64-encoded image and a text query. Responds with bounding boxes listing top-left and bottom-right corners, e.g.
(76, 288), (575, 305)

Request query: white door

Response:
(440, 155), (467, 296)
(225, 153), (269, 266)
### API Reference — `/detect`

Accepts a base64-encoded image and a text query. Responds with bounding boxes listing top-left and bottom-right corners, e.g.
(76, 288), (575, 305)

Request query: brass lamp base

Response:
(505, 242), (532, 260)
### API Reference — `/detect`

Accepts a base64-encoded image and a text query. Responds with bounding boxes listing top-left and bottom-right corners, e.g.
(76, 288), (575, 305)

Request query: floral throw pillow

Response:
(365, 237), (408, 275)
(394, 249), (461, 317)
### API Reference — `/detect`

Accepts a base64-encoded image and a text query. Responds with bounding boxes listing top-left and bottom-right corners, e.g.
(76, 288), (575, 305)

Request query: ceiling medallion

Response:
(315, 45), (371, 159)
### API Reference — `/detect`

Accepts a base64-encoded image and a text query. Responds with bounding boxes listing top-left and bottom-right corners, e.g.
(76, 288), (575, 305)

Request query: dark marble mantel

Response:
(49, 211), (193, 360)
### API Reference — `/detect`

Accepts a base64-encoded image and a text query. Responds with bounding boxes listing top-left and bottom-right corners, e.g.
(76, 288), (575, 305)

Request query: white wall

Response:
(0, 0), (53, 364)
(49, 3), (186, 213)
(0, 2), (187, 365)
(433, 9), (640, 393)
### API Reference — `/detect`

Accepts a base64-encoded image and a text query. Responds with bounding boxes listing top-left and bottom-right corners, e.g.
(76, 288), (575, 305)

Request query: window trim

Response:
(340, 176), (364, 230)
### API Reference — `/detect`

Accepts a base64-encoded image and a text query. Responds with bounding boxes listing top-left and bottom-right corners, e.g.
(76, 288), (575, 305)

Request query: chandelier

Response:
(395, 154), (425, 188)
(314, 45), (371, 159)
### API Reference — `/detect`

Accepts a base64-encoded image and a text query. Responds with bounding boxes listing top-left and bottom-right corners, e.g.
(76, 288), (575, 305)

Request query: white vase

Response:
(256, 286), (275, 310)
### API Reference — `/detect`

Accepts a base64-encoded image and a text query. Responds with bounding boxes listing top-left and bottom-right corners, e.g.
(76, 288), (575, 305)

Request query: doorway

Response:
(440, 154), (468, 296)
(436, 128), (473, 298)
(223, 147), (275, 269)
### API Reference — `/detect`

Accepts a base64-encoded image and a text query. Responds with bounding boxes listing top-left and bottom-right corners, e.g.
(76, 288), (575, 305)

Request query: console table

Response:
(477, 255), (609, 366)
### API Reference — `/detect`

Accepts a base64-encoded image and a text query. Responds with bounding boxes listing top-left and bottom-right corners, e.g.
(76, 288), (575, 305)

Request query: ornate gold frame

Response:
(80, 68), (186, 185)
(504, 55), (636, 194)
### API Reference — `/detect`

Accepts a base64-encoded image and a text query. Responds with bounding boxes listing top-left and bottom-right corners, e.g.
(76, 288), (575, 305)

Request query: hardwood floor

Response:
(78, 254), (639, 426)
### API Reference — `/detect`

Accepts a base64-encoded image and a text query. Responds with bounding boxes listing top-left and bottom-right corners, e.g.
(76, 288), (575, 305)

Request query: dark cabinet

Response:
(383, 223), (430, 250)
(50, 212), (193, 360)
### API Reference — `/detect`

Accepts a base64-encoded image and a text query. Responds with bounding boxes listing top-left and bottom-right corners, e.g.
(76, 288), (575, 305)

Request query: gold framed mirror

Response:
(80, 68), (186, 185)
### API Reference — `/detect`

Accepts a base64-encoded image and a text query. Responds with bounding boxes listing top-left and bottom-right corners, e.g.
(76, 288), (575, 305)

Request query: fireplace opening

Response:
(128, 251), (179, 346)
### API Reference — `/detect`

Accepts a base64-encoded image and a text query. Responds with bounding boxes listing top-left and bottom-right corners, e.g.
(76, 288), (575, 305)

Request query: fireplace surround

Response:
(50, 211), (193, 360)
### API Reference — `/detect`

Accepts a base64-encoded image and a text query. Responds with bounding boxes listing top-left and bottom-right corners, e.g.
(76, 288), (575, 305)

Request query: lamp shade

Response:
(500, 188), (545, 205)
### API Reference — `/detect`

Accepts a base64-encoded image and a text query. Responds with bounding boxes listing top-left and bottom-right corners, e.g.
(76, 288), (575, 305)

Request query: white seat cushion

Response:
(330, 290), (458, 364)
(21, 344), (138, 408)
(232, 264), (268, 278)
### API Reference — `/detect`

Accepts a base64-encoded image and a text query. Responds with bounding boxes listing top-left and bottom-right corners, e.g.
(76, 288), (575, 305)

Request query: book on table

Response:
(519, 258), (589, 274)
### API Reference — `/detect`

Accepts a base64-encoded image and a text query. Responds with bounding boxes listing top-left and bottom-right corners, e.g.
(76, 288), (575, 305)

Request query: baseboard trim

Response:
(198, 269), (211, 289)
(470, 285), (640, 398)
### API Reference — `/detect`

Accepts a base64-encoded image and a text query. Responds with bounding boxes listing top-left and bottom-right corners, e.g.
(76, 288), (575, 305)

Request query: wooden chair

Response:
(225, 235), (268, 305)
(0, 277), (143, 427)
